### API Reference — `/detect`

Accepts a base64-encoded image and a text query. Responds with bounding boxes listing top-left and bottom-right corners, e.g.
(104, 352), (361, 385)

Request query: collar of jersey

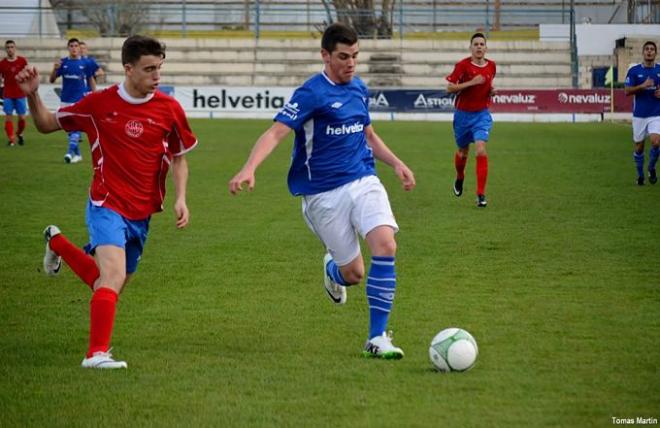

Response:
(119, 81), (154, 104)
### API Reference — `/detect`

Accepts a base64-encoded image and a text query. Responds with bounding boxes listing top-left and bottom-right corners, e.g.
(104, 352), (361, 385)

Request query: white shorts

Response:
(632, 116), (660, 142)
(301, 175), (399, 266)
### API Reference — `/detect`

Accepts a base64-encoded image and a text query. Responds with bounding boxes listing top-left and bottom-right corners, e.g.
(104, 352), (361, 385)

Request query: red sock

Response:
(49, 234), (99, 289)
(454, 152), (468, 180)
(476, 154), (489, 195)
(88, 287), (118, 357)
(17, 117), (26, 135)
(4, 121), (14, 141)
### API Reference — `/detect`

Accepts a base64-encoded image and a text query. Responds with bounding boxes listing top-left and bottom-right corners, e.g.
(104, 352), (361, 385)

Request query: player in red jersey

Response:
(16, 35), (198, 369)
(0, 40), (29, 146)
(446, 32), (496, 207)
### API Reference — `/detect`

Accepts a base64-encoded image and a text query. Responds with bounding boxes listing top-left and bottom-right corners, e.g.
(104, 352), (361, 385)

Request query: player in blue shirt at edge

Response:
(625, 40), (660, 185)
(229, 23), (416, 359)
(49, 38), (96, 164)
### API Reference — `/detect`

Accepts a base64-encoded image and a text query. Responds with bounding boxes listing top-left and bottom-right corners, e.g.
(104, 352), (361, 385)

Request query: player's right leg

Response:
(15, 98), (27, 145)
(632, 118), (647, 185)
(452, 113), (471, 197)
(3, 101), (16, 146)
(634, 141), (645, 185)
(302, 185), (363, 305)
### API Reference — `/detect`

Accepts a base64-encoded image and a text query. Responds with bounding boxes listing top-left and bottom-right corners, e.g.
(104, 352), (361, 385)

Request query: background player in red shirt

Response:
(0, 40), (29, 146)
(446, 33), (496, 207)
(16, 35), (198, 369)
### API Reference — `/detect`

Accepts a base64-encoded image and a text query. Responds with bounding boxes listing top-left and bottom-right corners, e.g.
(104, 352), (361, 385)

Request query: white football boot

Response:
(81, 350), (127, 369)
(43, 225), (62, 276)
(71, 155), (83, 163)
(363, 331), (404, 360)
(323, 253), (346, 305)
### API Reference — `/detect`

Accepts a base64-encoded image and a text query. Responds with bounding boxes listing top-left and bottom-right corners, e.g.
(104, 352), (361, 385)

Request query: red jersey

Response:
(56, 84), (198, 220)
(446, 57), (496, 112)
(0, 56), (28, 98)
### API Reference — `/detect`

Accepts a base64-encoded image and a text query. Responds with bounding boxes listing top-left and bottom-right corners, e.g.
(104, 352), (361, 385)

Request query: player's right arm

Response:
(624, 77), (654, 96)
(228, 121), (291, 194)
(16, 65), (60, 133)
(447, 75), (485, 94)
(49, 59), (61, 83)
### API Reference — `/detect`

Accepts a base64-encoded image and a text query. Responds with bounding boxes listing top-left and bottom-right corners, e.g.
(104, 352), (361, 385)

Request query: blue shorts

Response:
(453, 108), (493, 148)
(84, 201), (150, 274)
(3, 97), (27, 115)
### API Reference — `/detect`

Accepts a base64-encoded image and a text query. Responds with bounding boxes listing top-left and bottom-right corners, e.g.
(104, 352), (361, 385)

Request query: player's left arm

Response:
(87, 75), (96, 92)
(365, 125), (416, 191)
(171, 154), (190, 229)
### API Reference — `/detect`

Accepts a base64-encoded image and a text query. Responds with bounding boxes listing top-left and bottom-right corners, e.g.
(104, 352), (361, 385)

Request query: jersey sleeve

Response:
(86, 58), (100, 76)
(274, 85), (317, 131)
(446, 61), (465, 84)
(625, 65), (637, 87)
(360, 80), (372, 127)
(168, 99), (198, 156)
(55, 94), (95, 133)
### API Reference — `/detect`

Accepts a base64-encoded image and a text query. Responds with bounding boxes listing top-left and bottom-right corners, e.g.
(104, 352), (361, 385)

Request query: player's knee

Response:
(371, 239), (397, 257)
(97, 269), (126, 289)
(342, 267), (364, 285)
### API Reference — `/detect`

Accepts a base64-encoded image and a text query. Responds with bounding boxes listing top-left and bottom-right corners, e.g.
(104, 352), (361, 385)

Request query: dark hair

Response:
(471, 32), (486, 44)
(79, 41), (87, 46)
(322, 23), (358, 53)
(121, 35), (166, 65)
(67, 38), (79, 47)
(643, 41), (657, 52)
(5, 40), (15, 46)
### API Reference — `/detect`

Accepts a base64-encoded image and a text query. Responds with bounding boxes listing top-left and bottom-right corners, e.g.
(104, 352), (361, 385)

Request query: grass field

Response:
(0, 119), (658, 426)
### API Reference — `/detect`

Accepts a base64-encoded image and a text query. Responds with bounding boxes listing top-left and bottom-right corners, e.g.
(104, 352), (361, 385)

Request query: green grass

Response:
(0, 119), (658, 426)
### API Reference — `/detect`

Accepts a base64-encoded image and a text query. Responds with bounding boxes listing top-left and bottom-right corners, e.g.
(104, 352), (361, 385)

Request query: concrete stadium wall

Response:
(15, 37), (578, 89)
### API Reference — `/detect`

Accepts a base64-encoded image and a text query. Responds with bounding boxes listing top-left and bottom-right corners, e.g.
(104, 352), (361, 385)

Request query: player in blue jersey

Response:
(80, 41), (105, 83)
(625, 41), (660, 185)
(229, 23), (416, 360)
(49, 38), (96, 163)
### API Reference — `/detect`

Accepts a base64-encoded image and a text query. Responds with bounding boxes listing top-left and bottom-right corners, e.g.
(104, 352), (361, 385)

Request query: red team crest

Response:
(125, 120), (144, 138)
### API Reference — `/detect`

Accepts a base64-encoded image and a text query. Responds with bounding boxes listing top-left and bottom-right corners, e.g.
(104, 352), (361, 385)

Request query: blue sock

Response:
(326, 259), (349, 286)
(649, 146), (659, 172)
(366, 256), (396, 339)
(634, 152), (644, 178)
(68, 131), (80, 155)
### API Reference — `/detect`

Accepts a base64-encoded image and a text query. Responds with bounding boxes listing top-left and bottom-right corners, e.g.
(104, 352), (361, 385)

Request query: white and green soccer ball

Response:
(429, 328), (478, 372)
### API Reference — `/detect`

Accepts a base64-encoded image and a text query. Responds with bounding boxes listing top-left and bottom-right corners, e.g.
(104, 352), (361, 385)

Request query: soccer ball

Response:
(429, 328), (478, 372)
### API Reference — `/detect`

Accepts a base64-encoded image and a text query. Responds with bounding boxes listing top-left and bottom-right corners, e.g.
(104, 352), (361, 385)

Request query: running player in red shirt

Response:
(0, 40), (29, 146)
(16, 35), (198, 369)
(446, 32), (496, 207)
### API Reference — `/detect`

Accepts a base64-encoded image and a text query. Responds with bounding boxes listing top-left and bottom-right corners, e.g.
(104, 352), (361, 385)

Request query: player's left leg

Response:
(647, 126), (660, 184)
(65, 131), (81, 163)
(362, 225), (403, 359)
(475, 140), (488, 207)
(353, 176), (403, 359)
(473, 110), (492, 207)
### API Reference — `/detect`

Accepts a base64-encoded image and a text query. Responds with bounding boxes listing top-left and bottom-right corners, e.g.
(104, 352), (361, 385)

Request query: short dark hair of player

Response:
(121, 35), (166, 65)
(322, 23), (358, 53)
(5, 40), (15, 46)
(642, 41), (657, 52)
(471, 32), (487, 43)
(67, 38), (80, 47)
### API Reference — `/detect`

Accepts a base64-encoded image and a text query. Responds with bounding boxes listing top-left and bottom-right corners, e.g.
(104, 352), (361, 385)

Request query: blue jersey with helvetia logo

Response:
(625, 63), (660, 118)
(274, 71), (374, 196)
(57, 57), (93, 103)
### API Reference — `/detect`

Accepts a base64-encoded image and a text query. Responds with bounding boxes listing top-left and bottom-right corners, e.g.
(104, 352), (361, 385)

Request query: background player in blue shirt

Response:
(80, 41), (105, 83)
(229, 23), (416, 359)
(625, 40), (660, 185)
(49, 38), (96, 163)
